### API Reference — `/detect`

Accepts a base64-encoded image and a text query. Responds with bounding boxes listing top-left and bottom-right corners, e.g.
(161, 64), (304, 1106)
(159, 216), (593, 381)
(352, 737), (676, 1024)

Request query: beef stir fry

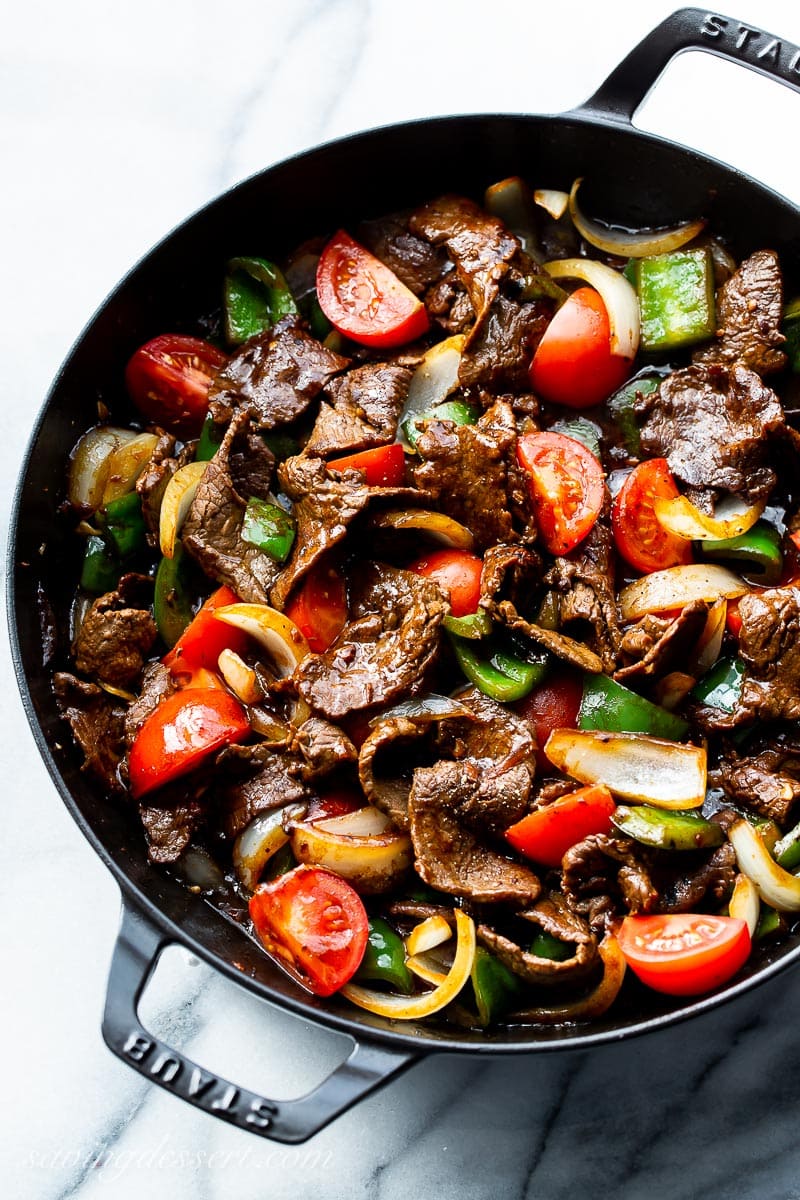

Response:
(57, 176), (800, 1027)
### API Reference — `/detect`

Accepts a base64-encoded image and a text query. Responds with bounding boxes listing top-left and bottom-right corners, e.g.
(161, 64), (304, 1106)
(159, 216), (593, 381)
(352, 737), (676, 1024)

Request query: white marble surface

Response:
(6, 1), (800, 1195)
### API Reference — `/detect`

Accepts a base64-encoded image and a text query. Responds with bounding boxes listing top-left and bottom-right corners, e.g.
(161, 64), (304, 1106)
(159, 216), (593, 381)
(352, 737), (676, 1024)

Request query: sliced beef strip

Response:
(214, 742), (311, 841)
(292, 562), (447, 719)
(135, 431), (180, 544)
(305, 362), (413, 457)
(181, 409), (281, 604)
(357, 212), (449, 295)
(615, 600), (709, 683)
(209, 316), (349, 430)
(476, 922), (597, 987)
(545, 516), (622, 674)
(457, 290), (552, 393)
(521, 891), (595, 945)
(412, 399), (518, 550)
(139, 795), (206, 865)
(434, 687), (535, 790)
(409, 759), (541, 905)
(561, 834), (659, 934)
(496, 601), (603, 674)
(53, 672), (126, 795)
(479, 543), (541, 613)
(73, 575), (157, 690)
(734, 587), (800, 722)
(124, 661), (176, 748)
(636, 362), (785, 504)
(358, 715), (433, 831)
(693, 249), (787, 376)
(716, 736), (800, 825)
(290, 717), (357, 781)
(654, 843), (737, 913)
(424, 271), (475, 334)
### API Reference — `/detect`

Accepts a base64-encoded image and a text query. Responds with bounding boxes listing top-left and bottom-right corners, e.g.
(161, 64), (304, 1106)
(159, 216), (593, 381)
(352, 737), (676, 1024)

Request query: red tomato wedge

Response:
(515, 669), (583, 771)
(407, 548), (483, 616)
(163, 585), (250, 680)
(517, 431), (605, 556)
(285, 562), (348, 654)
(328, 442), (406, 486)
(249, 865), (369, 996)
(529, 287), (631, 408)
(125, 334), (227, 436)
(616, 913), (751, 996)
(316, 230), (430, 348)
(128, 687), (250, 799)
(612, 458), (693, 575)
(505, 785), (616, 867)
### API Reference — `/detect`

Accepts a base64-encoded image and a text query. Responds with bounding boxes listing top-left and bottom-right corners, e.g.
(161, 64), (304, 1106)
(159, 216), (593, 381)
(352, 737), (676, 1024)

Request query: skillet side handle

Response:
(101, 898), (421, 1143)
(576, 7), (800, 124)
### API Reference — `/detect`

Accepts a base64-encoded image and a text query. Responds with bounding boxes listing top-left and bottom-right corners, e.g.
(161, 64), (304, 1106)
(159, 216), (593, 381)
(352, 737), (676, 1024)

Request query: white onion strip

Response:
(728, 818), (800, 911)
(728, 873), (760, 937)
(544, 729), (707, 809)
(654, 493), (765, 542)
(543, 257), (639, 359)
(534, 188), (569, 220)
(509, 936), (626, 1024)
(568, 177), (706, 258)
(618, 564), (748, 622)
(159, 461), (208, 558)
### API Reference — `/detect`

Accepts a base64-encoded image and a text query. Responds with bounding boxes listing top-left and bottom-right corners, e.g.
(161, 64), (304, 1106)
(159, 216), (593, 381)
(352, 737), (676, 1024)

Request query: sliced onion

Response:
(568, 177), (706, 258)
(233, 806), (300, 892)
(405, 915), (453, 957)
(369, 509), (475, 550)
(544, 729), (707, 809)
(729, 872), (760, 937)
(654, 493), (765, 542)
(510, 935), (626, 1024)
(341, 909), (476, 1018)
(689, 600), (727, 678)
(217, 649), (263, 705)
(406, 954), (448, 986)
(728, 817), (800, 911)
(215, 602), (311, 724)
(369, 692), (475, 727)
(618, 564), (748, 622)
(534, 188), (569, 220)
(68, 426), (139, 512)
(543, 257), (639, 359)
(102, 432), (160, 505)
(290, 815), (412, 894)
(653, 671), (696, 712)
(313, 806), (392, 837)
(159, 461), (208, 558)
(397, 335), (465, 449)
(484, 176), (541, 259)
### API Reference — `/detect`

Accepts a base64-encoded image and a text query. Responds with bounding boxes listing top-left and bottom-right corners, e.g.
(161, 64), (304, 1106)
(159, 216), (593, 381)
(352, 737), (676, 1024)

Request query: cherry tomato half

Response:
(328, 442), (406, 487)
(505, 784), (616, 867)
(515, 669), (583, 771)
(249, 865), (369, 996)
(530, 287), (632, 408)
(316, 230), (430, 349)
(128, 687), (250, 799)
(163, 585), (250, 680)
(517, 431), (605, 556)
(285, 562), (348, 654)
(616, 913), (751, 996)
(125, 334), (227, 437)
(408, 548), (483, 616)
(612, 458), (693, 575)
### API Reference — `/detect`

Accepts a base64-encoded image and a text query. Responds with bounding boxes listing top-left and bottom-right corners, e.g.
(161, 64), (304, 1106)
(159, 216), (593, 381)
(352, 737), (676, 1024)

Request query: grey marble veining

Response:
(6, 1), (800, 1197)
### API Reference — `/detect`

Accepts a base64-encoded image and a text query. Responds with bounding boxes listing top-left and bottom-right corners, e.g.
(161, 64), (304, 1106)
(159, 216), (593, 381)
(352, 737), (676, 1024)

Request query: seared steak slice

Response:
(291, 717), (357, 781)
(124, 661), (176, 747)
(209, 316), (349, 429)
(434, 687), (535, 785)
(655, 843), (737, 913)
(615, 600), (709, 683)
(735, 587), (800, 722)
(409, 759), (540, 905)
(636, 362), (784, 504)
(139, 796), (206, 864)
(694, 249), (786, 376)
(562, 834), (659, 933)
(476, 921), (597, 987)
(357, 211), (449, 295)
(717, 735), (800, 825)
(73, 575), (157, 690)
(545, 516), (622, 673)
(305, 362), (413, 457)
(292, 563), (446, 719)
(214, 742), (309, 841)
(458, 290), (551, 392)
(53, 672), (126, 794)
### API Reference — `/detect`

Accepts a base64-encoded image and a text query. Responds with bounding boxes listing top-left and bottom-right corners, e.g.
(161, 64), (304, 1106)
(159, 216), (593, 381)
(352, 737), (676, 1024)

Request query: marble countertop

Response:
(5, 1), (800, 1195)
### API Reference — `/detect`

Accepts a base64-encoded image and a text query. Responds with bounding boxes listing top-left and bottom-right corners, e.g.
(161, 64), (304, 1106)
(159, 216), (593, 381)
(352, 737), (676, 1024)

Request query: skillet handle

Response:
(577, 7), (800, 124)
(101, 897), (421, 1143)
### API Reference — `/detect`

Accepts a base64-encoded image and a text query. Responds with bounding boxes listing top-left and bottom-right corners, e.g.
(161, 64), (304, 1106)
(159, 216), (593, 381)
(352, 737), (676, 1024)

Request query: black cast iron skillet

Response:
(10, 7), (800, 1143)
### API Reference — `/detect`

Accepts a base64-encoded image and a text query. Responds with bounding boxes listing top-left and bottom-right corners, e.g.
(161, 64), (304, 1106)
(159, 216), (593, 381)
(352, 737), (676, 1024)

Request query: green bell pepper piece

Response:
(471, 946), (523, 1026)
(698, 520), (783, 585)
(607, 373), (660, 457)
(635, 247), (716, 351)
(196, 414), (225, 462)
(224, 256), (298, 344)
(261, 842), (296, 881)
(261, 431), (301, 462)
(579, 673), (689, 740)
(611, 804), (723, 850)
(355, 917), (413, 994)
(402, 399), (481, 451)
(241, 498), (296, 562)
(782, 297), (800, 373)
(691, 655), (744, 712)
(529, 930), (573, 962)
(549, 416), (602, 459)
(442, 608), (493, 640)
(102, 490), (147, 559)
(755, 905), (784, 941)
(448, 631), (549, 703)
(154, 543), (196, 649)
(774, 818), (800, 870)
(306, 293), (332, 341)
(80, 535), (120, 595)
